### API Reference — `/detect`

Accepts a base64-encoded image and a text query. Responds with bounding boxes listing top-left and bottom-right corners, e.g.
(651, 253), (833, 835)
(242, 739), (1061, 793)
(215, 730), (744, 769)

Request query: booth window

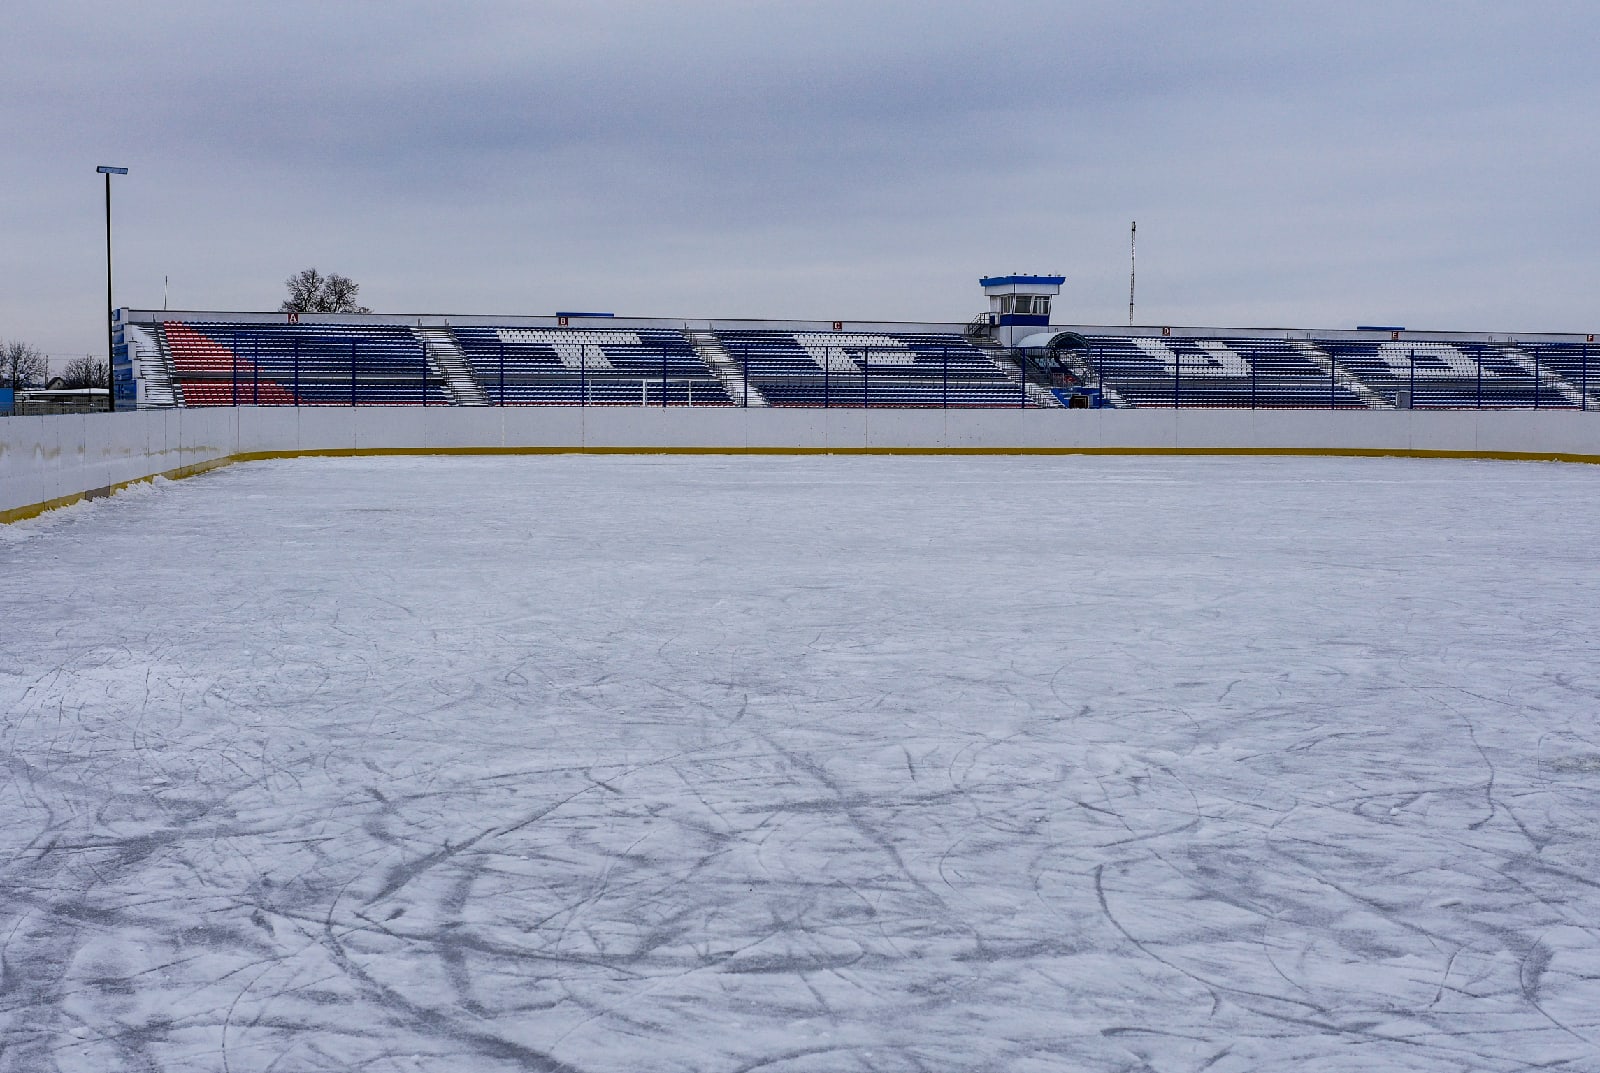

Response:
(1001, 295), (1051, 316)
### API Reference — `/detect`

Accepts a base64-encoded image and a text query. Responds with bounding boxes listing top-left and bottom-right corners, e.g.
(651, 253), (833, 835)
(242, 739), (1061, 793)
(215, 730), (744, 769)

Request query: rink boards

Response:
(4, 405), (1600, 523)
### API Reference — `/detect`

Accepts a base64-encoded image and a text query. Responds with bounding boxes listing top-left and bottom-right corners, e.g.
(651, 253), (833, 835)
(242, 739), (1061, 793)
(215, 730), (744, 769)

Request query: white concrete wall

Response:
(5, 406), (1599, 520)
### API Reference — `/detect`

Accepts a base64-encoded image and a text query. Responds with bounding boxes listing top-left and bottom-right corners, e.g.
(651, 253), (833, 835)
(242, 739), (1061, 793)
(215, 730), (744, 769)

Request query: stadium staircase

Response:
(1497, 344), (1587, 408)
(1292, 341), (1386, 409)
(132, 326), (178, 408)
(970, 335), (1062, 407)
(412, 326), (488, 405)
(686, 329), (768, 406)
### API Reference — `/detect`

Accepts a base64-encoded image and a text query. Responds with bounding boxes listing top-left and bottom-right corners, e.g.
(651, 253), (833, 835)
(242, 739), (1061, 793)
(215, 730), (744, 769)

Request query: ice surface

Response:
(2, 454), (1599, 1072)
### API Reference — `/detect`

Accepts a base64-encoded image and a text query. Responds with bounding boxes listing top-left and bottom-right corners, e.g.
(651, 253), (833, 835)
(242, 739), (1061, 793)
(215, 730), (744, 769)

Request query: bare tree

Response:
(61, 355), (109, 389)
(0, 340), (47, 388)
(279, 268), (372, 314)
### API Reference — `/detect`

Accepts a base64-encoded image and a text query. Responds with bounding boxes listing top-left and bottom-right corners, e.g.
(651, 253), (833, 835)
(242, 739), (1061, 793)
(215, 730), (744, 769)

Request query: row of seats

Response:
(167, 321), (449, 407)
(1315, 341), (1579, 408)
(489, 378), (732, 407)
(757, 379), (1032, 408)
(1070, 335), (1595, 409)
(454, 327), (727, 405)
(713, 330), (1021, 407)
(155, 322), (1597, 410)
(167, 322), (426, 374)
(178, 381), (452, 407)
(1073, 336), (1367, 409)
(1522, 343), (1599, 404)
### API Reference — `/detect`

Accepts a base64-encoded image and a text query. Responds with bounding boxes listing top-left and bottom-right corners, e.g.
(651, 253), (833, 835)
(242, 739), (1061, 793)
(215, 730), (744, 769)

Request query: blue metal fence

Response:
(165, 332), (1596, 412)
(178, 340), (1055, 408)
(1052, 344), (1595, 410)
(732, 346), (1042, 408)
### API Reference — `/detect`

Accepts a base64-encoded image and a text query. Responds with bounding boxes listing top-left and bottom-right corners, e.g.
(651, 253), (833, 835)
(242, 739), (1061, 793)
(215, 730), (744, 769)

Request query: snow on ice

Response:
(2, 454), (1599, 1072)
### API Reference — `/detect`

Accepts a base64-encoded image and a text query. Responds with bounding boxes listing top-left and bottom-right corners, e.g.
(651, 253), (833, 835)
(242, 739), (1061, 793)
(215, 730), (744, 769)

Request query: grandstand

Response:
(108, 277), (1597, 413)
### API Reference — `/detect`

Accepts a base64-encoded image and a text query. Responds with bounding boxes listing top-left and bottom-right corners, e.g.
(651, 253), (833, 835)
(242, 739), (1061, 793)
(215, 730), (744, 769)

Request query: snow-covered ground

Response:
(3, 454), (1599, 1073)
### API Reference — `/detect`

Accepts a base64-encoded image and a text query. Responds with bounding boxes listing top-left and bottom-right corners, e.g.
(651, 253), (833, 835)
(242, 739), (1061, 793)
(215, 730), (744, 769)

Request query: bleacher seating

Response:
(164, 321), (449, 406)
(712, 330), (1027, 406)
(129, 315), (1597, 413)
(1074, 335), (1367, 408)
(452, 326), (730, 406)
(1312, 339), (1578, 409)
(1518, 342), (1597, 407)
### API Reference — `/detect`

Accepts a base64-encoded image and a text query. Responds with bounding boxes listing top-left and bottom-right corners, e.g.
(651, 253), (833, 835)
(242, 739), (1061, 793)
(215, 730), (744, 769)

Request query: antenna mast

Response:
(1128, 221), (1136, 326)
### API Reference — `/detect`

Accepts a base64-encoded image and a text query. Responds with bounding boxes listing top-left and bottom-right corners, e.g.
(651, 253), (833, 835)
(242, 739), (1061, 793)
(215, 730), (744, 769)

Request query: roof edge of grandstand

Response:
(123, 309), (1596, 344)
(127, 310), (980, 335)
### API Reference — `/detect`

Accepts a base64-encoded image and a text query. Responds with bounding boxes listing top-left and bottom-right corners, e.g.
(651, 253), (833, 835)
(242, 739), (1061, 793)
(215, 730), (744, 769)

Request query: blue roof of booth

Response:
(980, 275), (1066, 287)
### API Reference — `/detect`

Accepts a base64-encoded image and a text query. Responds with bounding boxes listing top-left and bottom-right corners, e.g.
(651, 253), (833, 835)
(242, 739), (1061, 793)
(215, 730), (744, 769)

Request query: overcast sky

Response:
(4, 1), (1597, 361)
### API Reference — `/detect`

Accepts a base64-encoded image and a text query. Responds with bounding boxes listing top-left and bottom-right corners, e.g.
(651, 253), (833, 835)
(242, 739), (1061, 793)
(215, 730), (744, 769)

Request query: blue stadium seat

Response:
(712, 330), (1026, 407)
(452, 326), (730, 406)
(1076, 335), (1366, 408)
(166, 321), (449, 406)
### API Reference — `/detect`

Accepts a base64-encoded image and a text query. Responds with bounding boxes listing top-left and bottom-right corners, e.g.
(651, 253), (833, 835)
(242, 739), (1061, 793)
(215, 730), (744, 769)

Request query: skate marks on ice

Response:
(1, 455), (1599, 1071)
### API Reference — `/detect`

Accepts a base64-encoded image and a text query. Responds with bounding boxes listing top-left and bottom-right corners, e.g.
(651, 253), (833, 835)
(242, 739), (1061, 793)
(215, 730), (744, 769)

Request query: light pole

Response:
(1128, 220), (1136, 327)
(97, 165), (129, 413)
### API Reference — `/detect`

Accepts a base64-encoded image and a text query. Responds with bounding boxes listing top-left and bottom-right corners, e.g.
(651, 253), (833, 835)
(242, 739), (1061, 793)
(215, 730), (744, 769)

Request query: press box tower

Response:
(979, 274), (1065, 347)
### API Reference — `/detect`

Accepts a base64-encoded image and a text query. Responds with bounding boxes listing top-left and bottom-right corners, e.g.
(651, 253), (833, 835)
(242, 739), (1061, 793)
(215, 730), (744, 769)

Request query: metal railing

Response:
(156, 334), (1597, 412)
(168, 340), (1057, 409)
(1047, 345), (1595, 410)
(727, 346), (1047, 408)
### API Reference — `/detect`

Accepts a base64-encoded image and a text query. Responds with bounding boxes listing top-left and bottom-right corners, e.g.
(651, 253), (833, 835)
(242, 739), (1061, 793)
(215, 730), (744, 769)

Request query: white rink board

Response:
(5, 407), (1600, 521)
(3, 454), (1600, 1072)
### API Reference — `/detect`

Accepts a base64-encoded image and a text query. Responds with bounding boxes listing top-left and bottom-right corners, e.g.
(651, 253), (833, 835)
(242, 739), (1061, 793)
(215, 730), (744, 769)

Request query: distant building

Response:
(12, 384), (109, 416)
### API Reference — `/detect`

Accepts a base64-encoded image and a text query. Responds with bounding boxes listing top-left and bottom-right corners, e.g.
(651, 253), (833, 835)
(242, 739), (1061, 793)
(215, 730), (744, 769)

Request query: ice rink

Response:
(3, 453), (1600, 1072)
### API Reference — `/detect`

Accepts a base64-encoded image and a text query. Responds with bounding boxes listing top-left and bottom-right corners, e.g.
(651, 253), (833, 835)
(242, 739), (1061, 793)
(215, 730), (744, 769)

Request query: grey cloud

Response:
(4, 1), (1598, 359)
